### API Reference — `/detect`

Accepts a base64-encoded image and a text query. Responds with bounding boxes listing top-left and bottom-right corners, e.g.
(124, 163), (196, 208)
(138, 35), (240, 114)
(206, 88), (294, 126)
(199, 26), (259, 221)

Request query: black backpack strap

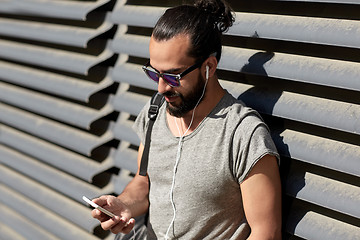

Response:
(139, 92), (165, 176)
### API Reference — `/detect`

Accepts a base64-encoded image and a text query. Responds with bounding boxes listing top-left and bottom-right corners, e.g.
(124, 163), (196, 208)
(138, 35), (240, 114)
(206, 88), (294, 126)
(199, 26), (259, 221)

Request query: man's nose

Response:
(157, 77), (172, 94)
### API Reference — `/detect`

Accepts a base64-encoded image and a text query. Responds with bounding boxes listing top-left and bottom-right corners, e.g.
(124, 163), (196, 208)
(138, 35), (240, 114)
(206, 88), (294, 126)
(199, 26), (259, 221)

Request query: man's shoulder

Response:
(217, 91), (262, 122)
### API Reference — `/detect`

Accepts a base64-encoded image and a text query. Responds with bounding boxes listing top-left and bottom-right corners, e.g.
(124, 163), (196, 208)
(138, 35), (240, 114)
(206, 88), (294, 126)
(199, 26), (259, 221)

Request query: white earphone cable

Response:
(164, 68), (209, 239)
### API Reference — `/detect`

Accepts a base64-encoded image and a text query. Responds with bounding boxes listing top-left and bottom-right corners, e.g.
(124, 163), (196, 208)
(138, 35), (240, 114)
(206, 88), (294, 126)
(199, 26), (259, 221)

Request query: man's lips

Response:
(164, 95), (179, 103)
(163, 92), (180, 103)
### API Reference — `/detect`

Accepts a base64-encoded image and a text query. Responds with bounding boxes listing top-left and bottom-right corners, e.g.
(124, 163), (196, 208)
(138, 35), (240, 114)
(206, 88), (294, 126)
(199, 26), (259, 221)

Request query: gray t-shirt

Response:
(133, 91), (279, 239)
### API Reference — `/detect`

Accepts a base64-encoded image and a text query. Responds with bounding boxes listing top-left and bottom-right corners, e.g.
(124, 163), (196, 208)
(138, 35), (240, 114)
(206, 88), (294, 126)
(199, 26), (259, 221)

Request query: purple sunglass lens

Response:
(146, 70), (159, 82)
(163, 75), (180, 87)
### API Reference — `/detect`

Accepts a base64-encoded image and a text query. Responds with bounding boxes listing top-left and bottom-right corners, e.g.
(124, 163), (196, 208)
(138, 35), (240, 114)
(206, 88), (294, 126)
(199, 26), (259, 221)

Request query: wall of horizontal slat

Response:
(0, 0), (359, 240)
(0, 0), (128, 239)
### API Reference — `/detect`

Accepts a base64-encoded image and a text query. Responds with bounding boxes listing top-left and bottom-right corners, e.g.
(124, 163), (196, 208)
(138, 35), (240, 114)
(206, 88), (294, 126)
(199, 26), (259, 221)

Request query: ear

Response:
(203, 55), (218, 80)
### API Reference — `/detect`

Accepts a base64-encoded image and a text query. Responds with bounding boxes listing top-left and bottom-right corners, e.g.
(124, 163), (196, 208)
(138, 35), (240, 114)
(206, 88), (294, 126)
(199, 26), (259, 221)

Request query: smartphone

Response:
(82, 196), (116, 218)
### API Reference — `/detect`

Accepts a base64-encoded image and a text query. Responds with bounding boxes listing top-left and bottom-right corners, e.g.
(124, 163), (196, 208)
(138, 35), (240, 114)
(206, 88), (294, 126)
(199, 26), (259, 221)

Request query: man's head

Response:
(152, 0), (235, 63)
(149, 34), (208, 117)
(146, 0), (235, 117)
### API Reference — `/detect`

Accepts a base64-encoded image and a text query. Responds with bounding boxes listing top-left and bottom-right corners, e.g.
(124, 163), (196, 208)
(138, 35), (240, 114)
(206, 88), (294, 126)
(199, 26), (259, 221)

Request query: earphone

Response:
(165, 65), (210, 239)
(206, 65), (209, 80)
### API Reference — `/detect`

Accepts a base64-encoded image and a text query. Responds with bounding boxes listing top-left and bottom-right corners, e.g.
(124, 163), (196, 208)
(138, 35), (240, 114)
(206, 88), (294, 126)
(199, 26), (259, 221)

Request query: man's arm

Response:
(240, 154), (282, 240)
(91, 143), (150, 234)
(117, 143), (150, 216)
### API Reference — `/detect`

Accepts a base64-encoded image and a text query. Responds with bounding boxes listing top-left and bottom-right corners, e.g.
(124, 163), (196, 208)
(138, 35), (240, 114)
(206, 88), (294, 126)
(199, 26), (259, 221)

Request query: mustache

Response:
(162, 91), (181, 97)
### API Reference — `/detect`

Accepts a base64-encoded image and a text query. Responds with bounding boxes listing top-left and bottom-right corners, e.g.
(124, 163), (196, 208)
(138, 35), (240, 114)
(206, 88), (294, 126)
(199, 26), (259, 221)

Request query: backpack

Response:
(139, 92), (165, 176)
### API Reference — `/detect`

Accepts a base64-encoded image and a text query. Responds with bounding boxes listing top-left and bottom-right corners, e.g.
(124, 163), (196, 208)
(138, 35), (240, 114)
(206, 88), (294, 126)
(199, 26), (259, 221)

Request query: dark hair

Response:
(152, 0), (235, 63)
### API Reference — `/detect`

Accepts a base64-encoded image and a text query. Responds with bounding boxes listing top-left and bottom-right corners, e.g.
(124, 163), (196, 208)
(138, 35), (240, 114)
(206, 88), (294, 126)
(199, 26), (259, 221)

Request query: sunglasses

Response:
(142, 60), (204, 87)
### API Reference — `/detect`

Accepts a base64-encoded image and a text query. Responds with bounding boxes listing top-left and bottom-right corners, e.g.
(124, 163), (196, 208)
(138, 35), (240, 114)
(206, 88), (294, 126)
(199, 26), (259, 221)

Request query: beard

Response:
(164, 72), (206, 118)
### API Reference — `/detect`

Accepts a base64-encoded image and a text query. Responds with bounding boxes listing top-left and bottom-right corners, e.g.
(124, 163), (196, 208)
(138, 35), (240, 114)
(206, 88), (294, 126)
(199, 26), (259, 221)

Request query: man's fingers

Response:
(111, 218), (135, 234)
(118, 218), (136, 234)
(105, 217), (135, 234)
(89, 195), (135, 234)
(91, 208), (109, 221)
(101, 216), (122, 231)
(90, 195), (117, 221)
(92, 195), (110, 206)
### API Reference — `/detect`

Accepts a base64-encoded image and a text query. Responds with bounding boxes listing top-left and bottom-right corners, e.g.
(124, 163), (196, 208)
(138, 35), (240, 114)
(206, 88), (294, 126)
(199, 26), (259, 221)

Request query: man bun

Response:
(152, 0), (235, 63)
(194, 0), (235, 33)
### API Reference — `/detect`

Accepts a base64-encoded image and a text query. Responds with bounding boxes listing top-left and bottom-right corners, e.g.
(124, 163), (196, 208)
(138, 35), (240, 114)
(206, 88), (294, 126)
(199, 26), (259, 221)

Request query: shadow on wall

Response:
(236, 51), (305, 238)
(237, 52), (291, 161)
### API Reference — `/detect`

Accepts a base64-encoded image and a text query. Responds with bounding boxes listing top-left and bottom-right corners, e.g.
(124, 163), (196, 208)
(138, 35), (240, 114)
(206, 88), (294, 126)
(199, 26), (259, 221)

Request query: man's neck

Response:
(169, 81), (225, 136)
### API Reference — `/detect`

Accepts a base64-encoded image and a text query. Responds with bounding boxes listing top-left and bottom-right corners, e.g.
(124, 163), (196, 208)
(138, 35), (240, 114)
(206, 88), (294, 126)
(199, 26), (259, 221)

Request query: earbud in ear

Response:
(206, 65), (209, 80)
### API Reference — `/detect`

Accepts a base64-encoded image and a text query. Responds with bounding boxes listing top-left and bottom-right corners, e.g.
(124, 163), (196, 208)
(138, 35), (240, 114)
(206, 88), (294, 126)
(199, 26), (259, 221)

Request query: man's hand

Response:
(91, 195), (136, 234)
(90, 143), (149, 234)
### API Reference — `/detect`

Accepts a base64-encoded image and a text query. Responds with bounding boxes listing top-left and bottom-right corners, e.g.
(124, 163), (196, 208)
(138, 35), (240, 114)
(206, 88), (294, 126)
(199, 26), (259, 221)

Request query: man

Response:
(92, 1), (282, 239)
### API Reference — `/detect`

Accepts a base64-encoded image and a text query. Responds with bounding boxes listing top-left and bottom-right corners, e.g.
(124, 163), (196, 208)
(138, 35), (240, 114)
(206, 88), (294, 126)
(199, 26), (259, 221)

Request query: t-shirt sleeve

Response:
(132, 100), (151, 146)
(231, 114), (280, 184)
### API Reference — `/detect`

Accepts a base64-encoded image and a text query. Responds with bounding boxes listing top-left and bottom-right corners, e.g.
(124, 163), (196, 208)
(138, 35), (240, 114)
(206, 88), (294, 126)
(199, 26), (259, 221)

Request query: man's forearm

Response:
(117, 174), (149, 217)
